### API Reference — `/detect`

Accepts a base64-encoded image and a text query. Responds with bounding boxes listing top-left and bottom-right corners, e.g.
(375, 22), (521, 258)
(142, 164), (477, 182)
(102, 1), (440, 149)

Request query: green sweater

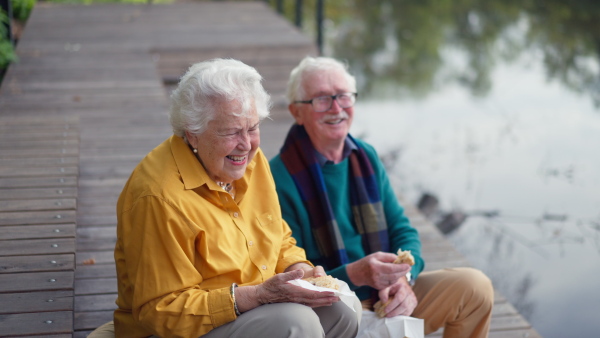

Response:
(269, 137), (424, 300)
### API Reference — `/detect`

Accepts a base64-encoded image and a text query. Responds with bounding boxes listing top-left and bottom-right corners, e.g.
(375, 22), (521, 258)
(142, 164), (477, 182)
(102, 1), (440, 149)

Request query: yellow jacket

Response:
(114, 135), (309, 337)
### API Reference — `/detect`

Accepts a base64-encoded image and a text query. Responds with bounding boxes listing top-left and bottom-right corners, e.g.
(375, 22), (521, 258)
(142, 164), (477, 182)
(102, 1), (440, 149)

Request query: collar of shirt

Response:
(169, 135), (256, 193)
(315, 136), (358, 166)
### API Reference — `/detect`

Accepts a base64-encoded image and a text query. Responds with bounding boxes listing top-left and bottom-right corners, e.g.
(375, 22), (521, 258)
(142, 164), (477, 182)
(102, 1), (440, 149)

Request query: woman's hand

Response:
(346, 251), (411, 290)
(235, 269), (339, 313)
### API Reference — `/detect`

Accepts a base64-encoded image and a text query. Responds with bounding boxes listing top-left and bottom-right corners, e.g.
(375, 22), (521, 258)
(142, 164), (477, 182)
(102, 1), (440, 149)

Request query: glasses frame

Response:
(294, 92), (358, 113)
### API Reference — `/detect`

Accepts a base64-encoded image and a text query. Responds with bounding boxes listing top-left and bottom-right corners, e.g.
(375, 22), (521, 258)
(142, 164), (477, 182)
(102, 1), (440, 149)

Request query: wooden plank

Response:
(0, 311), (73, 336)
(76, 251), (114, 265)
(0, 238), (75, 256)
(0, 290), (73, 314)
(0, 130), (79, 142)
(0, 115), (78, 126)
(0, 271), (74, 293)
(0, 210), (76, 226)
(75, 331), (94, 338)
(0, 147), (79, 158)
(0, 176), (77, 189)
(76, 215), (117, 228)
(73, 310), (113, 332)
(0, 138), (79, 150)
(492, 302), (521, 317)
(0, 254), (75, 274)
(0, 198), (76, 212)
(75, 278), (117, 295)
(75, 264), (116, 279)
(0, 187), (78, 200)
(490, 314), (533, 331)
(0, 156), (79, 168)
(0, 223), (76, 241)
(74, 294), (117, 312)
(76, 240), (116, 253)
(0, 165), (78, 178)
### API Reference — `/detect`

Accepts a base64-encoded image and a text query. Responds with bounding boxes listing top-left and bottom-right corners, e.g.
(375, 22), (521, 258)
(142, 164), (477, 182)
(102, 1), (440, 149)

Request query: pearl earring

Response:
(193, 148), (198, 153)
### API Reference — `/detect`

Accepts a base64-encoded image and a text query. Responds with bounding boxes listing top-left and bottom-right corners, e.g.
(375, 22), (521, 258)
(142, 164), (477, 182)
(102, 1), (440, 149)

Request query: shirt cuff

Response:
(207, 287), (237, 328)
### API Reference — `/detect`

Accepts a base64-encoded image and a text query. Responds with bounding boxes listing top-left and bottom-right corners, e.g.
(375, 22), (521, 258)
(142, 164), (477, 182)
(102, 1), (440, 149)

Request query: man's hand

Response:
(377, 277), (418, 317)
(285, 263), (326, 278)
(346, 252), (411, 290)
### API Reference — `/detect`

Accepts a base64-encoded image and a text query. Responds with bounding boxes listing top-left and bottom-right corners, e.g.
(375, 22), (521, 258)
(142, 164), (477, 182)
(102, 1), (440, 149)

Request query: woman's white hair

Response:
(286, 56), (357, 103)
(169, 58), (271, 139)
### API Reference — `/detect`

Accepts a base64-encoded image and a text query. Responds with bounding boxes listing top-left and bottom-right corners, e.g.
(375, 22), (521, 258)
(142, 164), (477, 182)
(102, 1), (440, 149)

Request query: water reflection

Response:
(328, 0), (600, 108)
(323, 1), (600, 337)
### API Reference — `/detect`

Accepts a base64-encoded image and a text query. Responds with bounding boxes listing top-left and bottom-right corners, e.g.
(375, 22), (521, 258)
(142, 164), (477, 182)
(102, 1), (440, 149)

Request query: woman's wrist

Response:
(234, 285), (263, 313)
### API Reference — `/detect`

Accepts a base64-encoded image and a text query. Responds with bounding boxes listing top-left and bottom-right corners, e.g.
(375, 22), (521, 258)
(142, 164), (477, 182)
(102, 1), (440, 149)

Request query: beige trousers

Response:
(362, 267), (494, 338)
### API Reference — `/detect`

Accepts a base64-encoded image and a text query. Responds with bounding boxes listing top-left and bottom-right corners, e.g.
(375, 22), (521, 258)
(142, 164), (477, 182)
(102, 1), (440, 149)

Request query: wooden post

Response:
(295, 0), (303, 28)
(316, 0), (324, 55)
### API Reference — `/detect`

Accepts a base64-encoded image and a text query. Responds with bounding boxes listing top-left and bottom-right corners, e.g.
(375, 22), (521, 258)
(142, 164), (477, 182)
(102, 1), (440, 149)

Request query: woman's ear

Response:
(185, 131), (197, 148)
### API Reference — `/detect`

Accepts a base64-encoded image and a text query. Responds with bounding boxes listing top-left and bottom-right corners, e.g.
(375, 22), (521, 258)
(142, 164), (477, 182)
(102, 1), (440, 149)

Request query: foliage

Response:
(44, 0), (174, 3)
(12, 0), (36, 21)
(0, 7), (17, 70)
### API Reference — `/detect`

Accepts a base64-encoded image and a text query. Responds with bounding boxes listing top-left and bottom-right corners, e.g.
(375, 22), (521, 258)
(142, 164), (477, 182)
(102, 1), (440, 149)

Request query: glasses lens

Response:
(312, 96), (333, 112)
(336, 93), (355, 108)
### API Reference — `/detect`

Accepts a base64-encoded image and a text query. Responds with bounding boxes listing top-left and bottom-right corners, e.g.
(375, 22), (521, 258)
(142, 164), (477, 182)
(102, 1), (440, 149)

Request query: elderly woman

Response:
(89, 59), (360, 338)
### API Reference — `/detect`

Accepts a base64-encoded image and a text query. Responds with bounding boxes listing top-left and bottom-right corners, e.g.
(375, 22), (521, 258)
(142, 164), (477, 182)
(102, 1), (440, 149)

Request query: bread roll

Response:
(303, 275), (340, 290)
(393, 249), (415, 266)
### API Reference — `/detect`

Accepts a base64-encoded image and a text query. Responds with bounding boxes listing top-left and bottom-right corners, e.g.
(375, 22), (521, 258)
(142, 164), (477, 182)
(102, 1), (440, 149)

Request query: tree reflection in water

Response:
(327, 0), (600, 107)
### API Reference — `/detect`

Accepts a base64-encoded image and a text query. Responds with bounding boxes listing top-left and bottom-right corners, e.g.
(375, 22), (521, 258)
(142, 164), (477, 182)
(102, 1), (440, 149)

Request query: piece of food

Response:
(374, 249), (415, 317)
(303, 275), (340, 290)
(393, 249), (415, 266)
(373, 298), (392, 317)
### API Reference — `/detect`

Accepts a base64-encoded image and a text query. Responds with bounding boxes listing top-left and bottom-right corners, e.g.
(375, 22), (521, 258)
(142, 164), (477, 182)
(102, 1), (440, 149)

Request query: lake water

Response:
(350, 56), (600, 338)
(320, 1), (600, 337)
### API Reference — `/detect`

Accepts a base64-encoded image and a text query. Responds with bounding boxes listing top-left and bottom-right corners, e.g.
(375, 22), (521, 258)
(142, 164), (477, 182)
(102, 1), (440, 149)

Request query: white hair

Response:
(169, 58), (271, 139)
(286, 56), (357, 102)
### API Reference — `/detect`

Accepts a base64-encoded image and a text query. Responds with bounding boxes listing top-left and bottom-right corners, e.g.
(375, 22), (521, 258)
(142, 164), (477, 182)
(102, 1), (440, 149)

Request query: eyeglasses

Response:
(294, 92), (357, 113)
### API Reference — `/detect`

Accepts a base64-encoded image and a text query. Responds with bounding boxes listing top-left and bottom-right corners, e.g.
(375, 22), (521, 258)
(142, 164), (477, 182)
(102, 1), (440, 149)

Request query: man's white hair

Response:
(286, 56), (357, 103)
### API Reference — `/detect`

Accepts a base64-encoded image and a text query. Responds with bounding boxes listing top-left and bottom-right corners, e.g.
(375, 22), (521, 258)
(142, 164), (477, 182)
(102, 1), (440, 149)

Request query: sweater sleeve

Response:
(358, 140), (425, 278)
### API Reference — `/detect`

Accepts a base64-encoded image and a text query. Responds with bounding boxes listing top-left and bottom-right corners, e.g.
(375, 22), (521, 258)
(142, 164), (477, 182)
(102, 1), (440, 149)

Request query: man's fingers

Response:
(283, 269), (304, 281)
(378, 261), (411, 274)
(373, 251), (401, 263)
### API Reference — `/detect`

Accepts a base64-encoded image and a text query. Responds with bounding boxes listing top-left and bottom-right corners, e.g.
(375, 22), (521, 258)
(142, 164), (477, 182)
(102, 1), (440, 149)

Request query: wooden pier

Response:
(0, 2), (540, 337)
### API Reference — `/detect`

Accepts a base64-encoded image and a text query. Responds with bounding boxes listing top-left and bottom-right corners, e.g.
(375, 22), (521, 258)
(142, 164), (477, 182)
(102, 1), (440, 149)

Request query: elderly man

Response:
(269, 56), (494, 337)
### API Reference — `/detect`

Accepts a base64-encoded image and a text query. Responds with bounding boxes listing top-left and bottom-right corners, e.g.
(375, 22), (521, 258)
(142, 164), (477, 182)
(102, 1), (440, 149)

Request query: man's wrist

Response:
(405, 272), (415, 286)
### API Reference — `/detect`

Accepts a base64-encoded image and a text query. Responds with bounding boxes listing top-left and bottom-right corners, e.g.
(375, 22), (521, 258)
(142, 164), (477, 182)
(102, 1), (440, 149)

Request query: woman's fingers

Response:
(257, 271), (339, 306)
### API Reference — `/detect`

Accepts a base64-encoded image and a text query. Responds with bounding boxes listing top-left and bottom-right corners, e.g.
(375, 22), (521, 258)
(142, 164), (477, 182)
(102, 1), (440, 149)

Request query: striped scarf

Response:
(279, 124), (389, 268)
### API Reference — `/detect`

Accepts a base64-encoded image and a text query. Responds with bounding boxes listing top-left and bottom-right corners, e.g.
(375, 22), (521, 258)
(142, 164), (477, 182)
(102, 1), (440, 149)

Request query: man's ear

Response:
(289, 104), (303, 125)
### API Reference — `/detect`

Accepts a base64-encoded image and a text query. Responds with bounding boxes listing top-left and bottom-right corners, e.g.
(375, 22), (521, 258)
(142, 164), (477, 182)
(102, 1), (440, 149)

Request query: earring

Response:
(193, 148), (198, 154)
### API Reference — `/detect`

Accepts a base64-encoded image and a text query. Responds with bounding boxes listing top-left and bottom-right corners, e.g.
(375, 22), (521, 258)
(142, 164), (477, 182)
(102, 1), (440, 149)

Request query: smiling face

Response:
(186, 98), (260, 184)
(290, 68), (355, 149)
